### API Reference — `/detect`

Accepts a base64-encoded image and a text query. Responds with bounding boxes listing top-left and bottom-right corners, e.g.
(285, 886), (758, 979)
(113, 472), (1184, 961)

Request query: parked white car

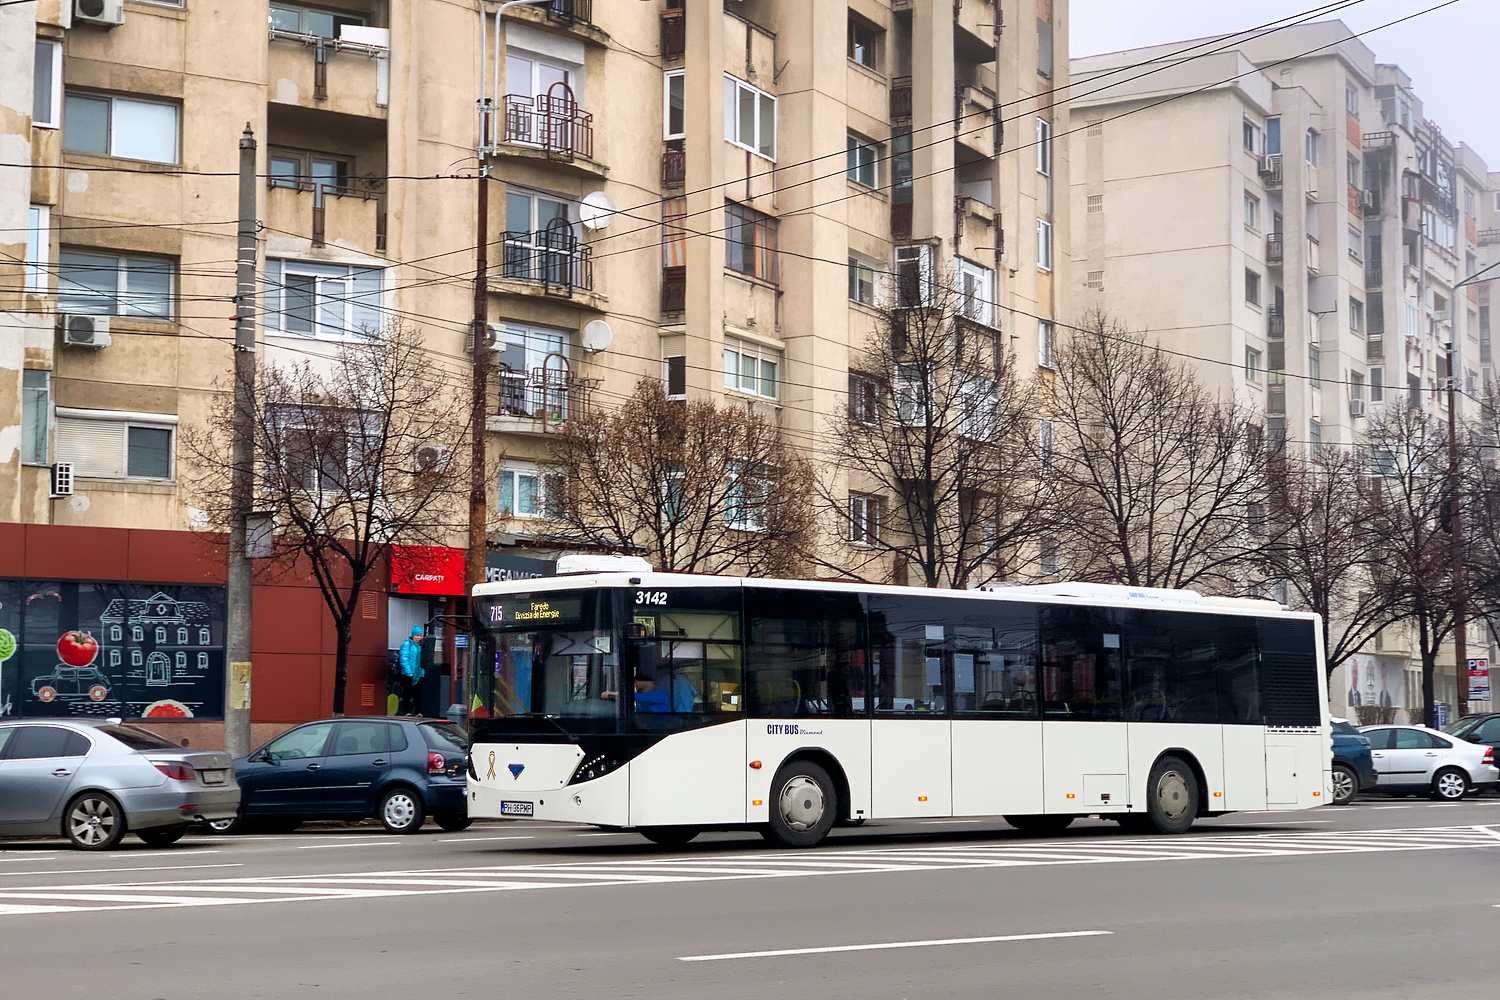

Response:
(1358, 724), (1499, 800)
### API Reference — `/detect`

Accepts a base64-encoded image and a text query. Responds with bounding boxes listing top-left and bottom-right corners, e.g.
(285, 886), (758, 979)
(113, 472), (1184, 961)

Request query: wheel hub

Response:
(779, 775), (825, 832)
(385, 795), (416, 827)
(1156, 770), (1190, 821)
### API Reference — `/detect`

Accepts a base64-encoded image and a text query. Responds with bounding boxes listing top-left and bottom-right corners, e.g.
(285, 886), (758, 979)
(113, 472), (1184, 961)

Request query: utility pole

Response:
(1446, 340), (1468, 721)
(225, 124), (257, 757)
(466, 164), (490, 599)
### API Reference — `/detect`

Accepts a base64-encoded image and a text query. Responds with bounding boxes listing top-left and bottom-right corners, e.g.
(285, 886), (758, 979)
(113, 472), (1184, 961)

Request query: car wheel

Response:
(137, 825), (188, 847)
(639, 826), (700, 847)
(1004, 814), (1075, 836)
(203, 814), (241, 835)
(88, 684), (108, 702)
(434, 812), (472, 833)
(1145, 755), (1199, 834)
(36, 686), (56, 703)
(765, 760), (837, 848)
(1431, 768), (1470, 801)
(379, 787), (426, 834)
(64, 791), (126, 850)
(1331, 764), (1359, 805)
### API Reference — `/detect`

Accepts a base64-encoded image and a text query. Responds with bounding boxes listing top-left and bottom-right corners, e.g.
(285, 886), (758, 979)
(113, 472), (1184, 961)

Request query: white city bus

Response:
(465, 560), (1330, 846)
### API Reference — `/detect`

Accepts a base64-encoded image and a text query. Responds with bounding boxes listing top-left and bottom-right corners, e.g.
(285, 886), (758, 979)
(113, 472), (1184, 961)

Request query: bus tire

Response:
(766, 760), (837, 848)
(1146, 755), (1199, 834)
(639, 826), (700, 847)
(1003, 814), (1074, 836)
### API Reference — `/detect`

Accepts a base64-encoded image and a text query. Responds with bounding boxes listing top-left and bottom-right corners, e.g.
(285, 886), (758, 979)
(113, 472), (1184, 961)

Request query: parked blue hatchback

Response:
(1330, 717), (1376, 805)
(211, 717), (471, 834)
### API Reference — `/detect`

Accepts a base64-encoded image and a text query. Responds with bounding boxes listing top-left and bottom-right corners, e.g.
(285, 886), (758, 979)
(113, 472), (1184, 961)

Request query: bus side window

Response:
(745, 589), (864, 718)
(1039, 605), (1125, 720)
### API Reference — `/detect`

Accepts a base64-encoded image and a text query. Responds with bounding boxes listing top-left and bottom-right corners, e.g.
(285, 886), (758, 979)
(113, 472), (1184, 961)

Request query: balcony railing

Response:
(660, 8), (685, 58)
(497, 367), (596, 428)
(268, 177), (384, 249)
(500, 222), (593, 295)
(1258, 153), (1283, 187)
(541, 0), (592, 26)
(1366, 334), (1384, 361)
(1268, 309), (1285, 338)
(662, 147), (685, 188)
(1363, 131), (1395, 151)
(1479, 229), (1500, 247)
(1365, 263), (1383, 288)
(503, 84), (593, 162)
(890, 76), (913, 125)
(891, 200), (913, 241)
(660, 265), (686, 316)
(1266, 233), (1284, 263)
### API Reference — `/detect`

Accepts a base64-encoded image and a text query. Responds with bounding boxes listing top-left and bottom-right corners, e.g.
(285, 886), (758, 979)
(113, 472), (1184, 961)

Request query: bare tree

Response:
(187, 324), (468, 714)
(541, 378), (815, 576)
(1251, 445), (1401, 678)
(1047, 311), (1264, 590)
(820, 274), (1045, 588)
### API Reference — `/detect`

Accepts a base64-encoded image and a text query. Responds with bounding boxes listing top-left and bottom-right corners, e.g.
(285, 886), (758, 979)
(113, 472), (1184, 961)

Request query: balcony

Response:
(1268, 309), (1285, 338)
(1258, 154), (1283, 187)
(1365, 263), (1383, 288)
(1266, 233), (1284, 264)
(267, 26), (389, 120)
(891, 200), (913, 242)
(1306, 235), (1320, 275)
(1363, 131), (1395, 151)
(660, 265), (686, 317)
(1367, 333), (1384, 361)
(1362, 187), (1383, 217)
(890, 76), (913, 126)
(266, 180), (385, 257)
(491, 366), (598, 434)
(503, 85), (594, 164)
(497, 223), (594, 298)
(660, 8), (685, 58)
(1479, 229), (1500, 247)
(955, 84), (996, 159)
(662, 147), (685, 188)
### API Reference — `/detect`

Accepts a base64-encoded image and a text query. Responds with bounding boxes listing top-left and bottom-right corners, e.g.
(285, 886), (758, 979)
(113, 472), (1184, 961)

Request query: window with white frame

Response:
(1305, 128), (1319, 166)
(724, 75), (776, 159)
(268, 408), (376, 495)
(958, 373), (999, 440)
(1244, 191), (1260, 231)
(64, 91), (178, 163)
(1038, 417), (1055, 468)
(22, 370), (49, 466)
(1039, 536), (1059, 576)
(1038, 320), (1055, 368)
(1370, 365), (1384, 401)
(1245, 346), (1262, 382)
(493, 322), (570, 417)
(724, 338), (779, 400)
(1036, 117), (1052, 175)
(1309, 420), (1321, 446)
(1345, 86), (1358, 116)
(1349, 224), (1363, 261)
(55, 409), (175, 480)
(848, 256), (877, 306)
(848, 493), (880, 544)
(264, 258), (383, 338)
(1245, 268), (1262, 306)
(498, 464), (561, 519)
(1350, 297), (1364, 334)
(724, 463), (773, 532)
(1308, 344), (1321, 386)
(848, 371), (880, 425)
(847, 131), (879, 187)
(1265, 116), (1281, 154)
(1242, 117), (1261, 154)
(1085, 270), (1104, 291)
(893, 363), (930, 426)
(25, 205), (48, 293)
(504, 189), (579, 282)
(663, 71), (684, 140)
(1036, 218), (1053, 271)
(270, 2), (366, 37)
(894, 243), (934, 307)
(1351, 371), (1365, 402)
(58, 250), (174, 318)
(1087, 194), (1103, 214)
(664, 355), (686, 398)
(957, 258), (995, 326)
(33, 39), (61, 128)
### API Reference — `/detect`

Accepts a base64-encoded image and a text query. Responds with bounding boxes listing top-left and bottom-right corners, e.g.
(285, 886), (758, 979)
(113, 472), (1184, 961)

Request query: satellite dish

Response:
(581, 319), (613, 353)
(579, 191), (617, 230)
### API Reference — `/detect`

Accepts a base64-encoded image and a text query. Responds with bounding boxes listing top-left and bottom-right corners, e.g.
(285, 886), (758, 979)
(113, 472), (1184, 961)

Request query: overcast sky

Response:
(1070, 0), (1500, 165)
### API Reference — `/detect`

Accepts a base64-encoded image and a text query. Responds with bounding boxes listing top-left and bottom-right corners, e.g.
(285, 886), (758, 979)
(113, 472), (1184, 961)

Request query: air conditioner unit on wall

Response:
(51, 463), (74, 497)
(1349, 399), (1366, 417)
(74, 0), (125, 27)
(414, 443), (451, 473)
(61, 314), (111, 348)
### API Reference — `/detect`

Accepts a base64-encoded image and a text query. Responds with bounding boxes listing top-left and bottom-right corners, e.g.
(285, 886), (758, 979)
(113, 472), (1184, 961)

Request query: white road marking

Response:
(918, 819), (983, 825)
(297, 840), (402, 850)
(1371, 806), (1413, 810)
(1474, 825), (1500, 843)
(1227, 820), (1334, 826)
(438, 836), (535, 843)
(0, 864), (242, 878)
(677, 929), (1113, 962)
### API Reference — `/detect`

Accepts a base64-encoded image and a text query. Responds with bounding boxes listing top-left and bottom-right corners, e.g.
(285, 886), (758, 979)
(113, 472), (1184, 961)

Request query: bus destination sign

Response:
(488, 597), (584, 628)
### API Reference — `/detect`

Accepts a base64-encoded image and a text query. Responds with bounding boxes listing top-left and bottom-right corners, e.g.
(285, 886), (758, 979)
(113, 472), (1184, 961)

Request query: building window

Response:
(724, 75), (775, 159)
(1304, 128), (1319, 166)
(1038, 417), (1055, 468)
(33, 39), (61, 128)
(1085, 270), (1104, 291)
(663, 71), (684, 140)
(894, 243), (934, 307)
(131, 649), (142, 666)
(1039, 537), (1059, 577)
(1037, 16), (1053, 78)
(848, 371), (880, 425)
(1038, 320), (1055, 368)
(1244, 191), (1260, 231)
(725, 202), (778, 282)
(724, 338), (779, 400)
(198, 652), (209, 669)
(268, 149), (352, 203)
(25, 205), (48, 293)
(1349, 224), (1363, 261)
(1350, 297), (1364, 334)
(1351, 371), (1365, 403)
(848, 13), (878, 69)
(55, 411), (175, 480)
(848, 256), (877, 306)
(1309, 420), (1321, 446)
(58, 250), (174, 319)
(155, 626), (167, 643)
(1036, 219), (1053, 271)
(894, 364), (930, 426)
(22, 370), (48, 466)
(1347, 155), (1361, 190)
(264, 258), (383, 339)
(664, 355), (686, 398)
(724, 463), (772, 532)
(1245, 268), (1262, 306)
(957, 258), (995, 325)
(63, 91), (178, 164)
(1422, 209), (1457, 253)
(492, 322), (571, 418)
(498, 465), (560, 519)
(1265, 116), (1281, 155)
(1308, 344), (1321, 386)
(1345, 86), (1359, 116)
(1242, 117), (1261, 154)
(1245, 347), (1262, 382)
(848, 493), (880, 545)
(1087, 194), (1103, 214)
(270, 2), (365, 36)
(199, 627), (211, 645)
(847, 131), (879, 187)
(176, 627), (189, 644)
(1036, 117), (1052, 175)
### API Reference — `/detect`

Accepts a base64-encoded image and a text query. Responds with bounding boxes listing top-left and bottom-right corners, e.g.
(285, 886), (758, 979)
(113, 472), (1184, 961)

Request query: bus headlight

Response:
(570, 753), (624, 785)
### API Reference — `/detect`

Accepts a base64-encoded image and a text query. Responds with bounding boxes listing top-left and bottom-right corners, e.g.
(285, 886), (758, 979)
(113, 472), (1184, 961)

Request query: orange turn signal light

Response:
(749, 760), (762, 770)
(1066, 793), (1076, 799)
(1313, 791), (1321, 796)
(917, 795), (928, 802)
(752, 799), (763, 806)
(1213, 791), (1223, 797)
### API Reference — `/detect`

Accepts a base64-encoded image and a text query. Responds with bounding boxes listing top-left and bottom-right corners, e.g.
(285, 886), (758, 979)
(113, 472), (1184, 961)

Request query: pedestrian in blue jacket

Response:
(399, 625), (425, 715)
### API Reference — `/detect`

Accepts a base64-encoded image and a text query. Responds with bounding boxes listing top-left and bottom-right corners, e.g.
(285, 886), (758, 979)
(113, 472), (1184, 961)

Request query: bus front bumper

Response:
(467, 766), (630, 827)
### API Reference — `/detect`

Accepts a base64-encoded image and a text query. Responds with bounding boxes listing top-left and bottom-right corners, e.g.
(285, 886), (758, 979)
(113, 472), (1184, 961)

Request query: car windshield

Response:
(420, 722), (469, 752)
(472, 589), (622, 720)
(97, 724), (179, 751)
(1441, 716), (1479, 736)
(1331, 721), (1359, 735)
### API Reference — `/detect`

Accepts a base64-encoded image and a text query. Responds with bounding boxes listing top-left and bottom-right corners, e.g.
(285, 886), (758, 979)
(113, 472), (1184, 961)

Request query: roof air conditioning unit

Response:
(51, 463), (74, 497)
(414, 443), (451, 473)
(1349, 399), (1366, 417)
(74, 0), (125, 27)
(62, 314), (112, 348)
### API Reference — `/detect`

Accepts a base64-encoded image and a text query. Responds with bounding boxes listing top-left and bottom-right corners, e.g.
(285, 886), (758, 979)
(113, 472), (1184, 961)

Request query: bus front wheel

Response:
(1146, 755), (1199, 834)
(765, 760), (837, 848)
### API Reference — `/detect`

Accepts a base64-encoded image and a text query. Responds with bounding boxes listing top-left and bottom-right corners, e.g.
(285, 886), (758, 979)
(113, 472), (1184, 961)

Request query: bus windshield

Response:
(473, 589), (622, 720)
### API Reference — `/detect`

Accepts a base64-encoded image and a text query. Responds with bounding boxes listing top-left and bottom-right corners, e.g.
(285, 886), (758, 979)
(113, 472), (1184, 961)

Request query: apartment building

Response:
(0, 0), (1067, 737)
(1068, 20), (1495, 724)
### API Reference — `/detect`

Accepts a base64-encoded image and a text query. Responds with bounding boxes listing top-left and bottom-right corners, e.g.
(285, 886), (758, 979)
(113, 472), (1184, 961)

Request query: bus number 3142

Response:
(635, 591), (668, 606)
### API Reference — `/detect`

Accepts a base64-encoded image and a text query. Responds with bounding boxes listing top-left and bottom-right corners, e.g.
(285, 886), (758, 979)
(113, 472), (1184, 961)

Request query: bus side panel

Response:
(1126, 723), (1225, 812)
(1221, 725), (1268, 811)
(745, 719), (871, 825)
(1041, 721), (1129, 813)
(871, 719), (951, 818)
(951, 720), (1042, 817)
(1265, 731), (1326, 809)
(628, 721), (747, 827)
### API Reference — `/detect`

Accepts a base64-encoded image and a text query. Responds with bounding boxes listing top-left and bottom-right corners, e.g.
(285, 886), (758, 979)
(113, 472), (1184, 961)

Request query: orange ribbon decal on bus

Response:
(487, 751), (497, 780)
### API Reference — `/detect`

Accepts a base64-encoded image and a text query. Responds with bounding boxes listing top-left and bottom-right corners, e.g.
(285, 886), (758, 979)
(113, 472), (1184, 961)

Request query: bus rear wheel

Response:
(1004, 815), (1074, 836)
(1146, 755), (1199, 834)
(765, 760), (837, 848)
(639, 826), (700, 847)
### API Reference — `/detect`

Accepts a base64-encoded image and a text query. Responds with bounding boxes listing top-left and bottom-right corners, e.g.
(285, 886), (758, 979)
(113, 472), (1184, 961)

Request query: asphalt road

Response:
(2, 798), (1499, 999)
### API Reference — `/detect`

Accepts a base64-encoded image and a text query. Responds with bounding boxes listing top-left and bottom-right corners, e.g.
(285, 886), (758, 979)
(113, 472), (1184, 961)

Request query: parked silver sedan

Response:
(1358, 723), (1500, 800)
(0, 719), (240, 850)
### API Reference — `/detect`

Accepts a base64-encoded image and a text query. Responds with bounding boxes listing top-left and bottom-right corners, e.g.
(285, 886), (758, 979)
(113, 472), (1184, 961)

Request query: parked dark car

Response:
(1330, 718), (1376, 805)
(212, 717), (471, 835)
(1444, 714), (1500, 791)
